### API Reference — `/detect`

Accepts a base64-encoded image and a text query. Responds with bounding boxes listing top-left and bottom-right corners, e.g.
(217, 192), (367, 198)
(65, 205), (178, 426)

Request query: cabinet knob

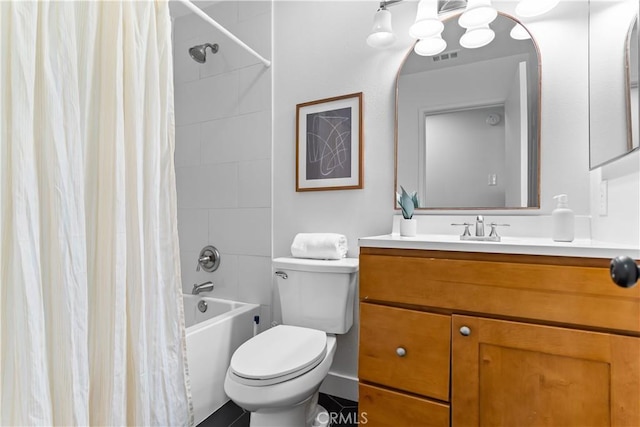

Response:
(396, 347), (407, 357)
(459, 326), (471, 336)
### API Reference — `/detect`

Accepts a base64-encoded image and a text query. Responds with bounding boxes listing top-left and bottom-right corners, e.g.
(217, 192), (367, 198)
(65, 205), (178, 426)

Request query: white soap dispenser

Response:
(552, 194), (575, 242)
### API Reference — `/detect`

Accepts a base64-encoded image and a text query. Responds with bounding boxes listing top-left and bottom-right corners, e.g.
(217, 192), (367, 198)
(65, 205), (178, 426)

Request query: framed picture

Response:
(296, 92), (363, 191)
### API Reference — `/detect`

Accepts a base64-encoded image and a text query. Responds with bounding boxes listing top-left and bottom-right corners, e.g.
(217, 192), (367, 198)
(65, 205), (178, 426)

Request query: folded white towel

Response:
(290, 233), (348, 260)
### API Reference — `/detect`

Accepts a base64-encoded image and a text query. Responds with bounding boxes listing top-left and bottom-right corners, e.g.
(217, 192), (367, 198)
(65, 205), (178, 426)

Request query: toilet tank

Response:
(273, 257), (359, 334)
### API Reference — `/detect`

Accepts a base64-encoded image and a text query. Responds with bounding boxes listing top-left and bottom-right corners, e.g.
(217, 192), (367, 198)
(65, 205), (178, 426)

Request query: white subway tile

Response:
(208, 208), (271, 256)
(201, 116), (242, 164)
(201, 1), (239, 29)
(239, 159), (271, 208)
(172, 10), (211, 44)
(177, 208), (209, 252)
(217, 13), (271, 70)
(239, 64), (270, 115)
(238, 110), (271, 161)
(176, 163), (238, 209)
(173, 1), (237, 43)
(238, 1), (271, 22)
(204, 163), (238, 208)
(207, 253), (239, 300)
(237, 255), (272, 305)
(198, 29), (234, 79)
(174, 124), (201, 167)
(175, 72), (239, 126)
(173, 36), (201, 85)
(175, 166), (202, 209)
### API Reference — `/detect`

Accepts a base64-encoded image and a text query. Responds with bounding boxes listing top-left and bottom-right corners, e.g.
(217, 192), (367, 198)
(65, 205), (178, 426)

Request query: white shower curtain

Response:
(0, 1), (192, 425)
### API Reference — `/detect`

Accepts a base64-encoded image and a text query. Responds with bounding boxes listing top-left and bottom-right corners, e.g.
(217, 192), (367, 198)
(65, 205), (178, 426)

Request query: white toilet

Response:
(224, 257), (359, 427)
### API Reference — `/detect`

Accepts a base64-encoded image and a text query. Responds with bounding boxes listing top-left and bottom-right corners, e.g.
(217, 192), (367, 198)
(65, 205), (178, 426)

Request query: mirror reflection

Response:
(589, 0), (639, 169)
(396, 13), (540, 209)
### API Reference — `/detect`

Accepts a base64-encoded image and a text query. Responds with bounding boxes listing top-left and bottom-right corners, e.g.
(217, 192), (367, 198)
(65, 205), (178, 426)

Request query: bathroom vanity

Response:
(358, 236), (640, 426)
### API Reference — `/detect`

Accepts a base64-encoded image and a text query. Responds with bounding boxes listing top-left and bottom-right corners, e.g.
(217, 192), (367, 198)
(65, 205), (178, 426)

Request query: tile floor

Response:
(197, 393), (359, 427)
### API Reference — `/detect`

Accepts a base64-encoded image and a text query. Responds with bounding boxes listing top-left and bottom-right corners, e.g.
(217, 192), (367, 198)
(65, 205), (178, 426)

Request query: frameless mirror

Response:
(589, 0), (639, 169)
(396, 13), (540, 209)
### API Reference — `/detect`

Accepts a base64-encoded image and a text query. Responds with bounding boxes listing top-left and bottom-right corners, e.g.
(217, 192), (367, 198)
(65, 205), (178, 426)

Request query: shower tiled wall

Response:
(173, 1), (272, 330)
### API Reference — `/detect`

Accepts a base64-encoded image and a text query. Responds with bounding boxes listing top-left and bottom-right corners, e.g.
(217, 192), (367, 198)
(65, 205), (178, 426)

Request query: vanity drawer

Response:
(359, 302), (451, 401)
(359, 383), (450, 427)
(360, 249), (640, 334)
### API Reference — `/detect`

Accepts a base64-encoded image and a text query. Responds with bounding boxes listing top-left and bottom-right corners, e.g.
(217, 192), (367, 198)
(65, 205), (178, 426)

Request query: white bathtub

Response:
(183, 294), (260, 425)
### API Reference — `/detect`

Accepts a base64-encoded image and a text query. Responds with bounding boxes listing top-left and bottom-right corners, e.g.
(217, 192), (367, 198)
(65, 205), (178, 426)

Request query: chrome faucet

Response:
(475, 215), (485, 237)
(192, 281), (214, 295)
(452, 216), (510, 242)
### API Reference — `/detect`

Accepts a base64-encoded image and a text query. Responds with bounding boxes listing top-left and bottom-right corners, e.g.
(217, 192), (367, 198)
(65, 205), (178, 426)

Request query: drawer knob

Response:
(396, 347), (407, 357)
(459, 326), (471, 336)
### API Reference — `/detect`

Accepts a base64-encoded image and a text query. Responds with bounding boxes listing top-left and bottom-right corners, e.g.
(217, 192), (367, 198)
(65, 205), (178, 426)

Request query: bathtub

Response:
(183, 294), (260, 425)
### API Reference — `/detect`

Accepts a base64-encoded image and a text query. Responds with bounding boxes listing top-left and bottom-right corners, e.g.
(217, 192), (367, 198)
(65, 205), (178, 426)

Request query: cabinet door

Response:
(452, 315), (640, 427)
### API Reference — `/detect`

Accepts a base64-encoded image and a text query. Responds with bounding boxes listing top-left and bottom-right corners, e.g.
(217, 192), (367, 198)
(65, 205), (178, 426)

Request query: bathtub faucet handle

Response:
(196, 255), (210, 271)
(192, 281), (214, 295)
(196, 245), (221, 272)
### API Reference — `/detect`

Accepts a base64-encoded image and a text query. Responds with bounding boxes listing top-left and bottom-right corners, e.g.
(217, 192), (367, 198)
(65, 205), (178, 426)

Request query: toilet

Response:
(224, 257), (359, 427)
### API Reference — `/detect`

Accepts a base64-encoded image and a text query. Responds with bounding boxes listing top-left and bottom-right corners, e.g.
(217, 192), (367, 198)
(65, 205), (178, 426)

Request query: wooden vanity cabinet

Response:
(358, 247), (640, 427)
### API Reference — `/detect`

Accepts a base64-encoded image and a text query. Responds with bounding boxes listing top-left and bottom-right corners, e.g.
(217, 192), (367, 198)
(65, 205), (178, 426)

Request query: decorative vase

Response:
(400, 218), (417, 237)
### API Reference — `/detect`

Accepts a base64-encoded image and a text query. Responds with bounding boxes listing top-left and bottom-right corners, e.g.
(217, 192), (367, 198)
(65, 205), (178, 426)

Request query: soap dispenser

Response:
(552, 194), (575, 242)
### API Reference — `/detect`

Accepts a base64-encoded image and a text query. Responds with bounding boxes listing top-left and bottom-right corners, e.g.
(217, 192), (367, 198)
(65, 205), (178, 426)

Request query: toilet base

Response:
(249, 391), (328, 427)
(312, 404), (330, 427)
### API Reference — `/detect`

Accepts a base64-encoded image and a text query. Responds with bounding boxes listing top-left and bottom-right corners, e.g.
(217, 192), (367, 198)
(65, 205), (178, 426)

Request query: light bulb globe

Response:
(409, 19), (444, 39)
(460, 25), (495, 49)
(414, 36), (447, 56)
(367, 9), (396, 48)
(459, 0), (498, 28)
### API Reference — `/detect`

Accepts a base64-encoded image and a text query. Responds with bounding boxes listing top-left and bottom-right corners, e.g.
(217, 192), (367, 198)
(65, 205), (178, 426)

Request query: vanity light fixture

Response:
(367, 0), (544, 55)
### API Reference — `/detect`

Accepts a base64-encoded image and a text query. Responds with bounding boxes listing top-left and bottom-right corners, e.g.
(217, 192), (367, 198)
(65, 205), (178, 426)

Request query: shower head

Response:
(188, 43), (219, 63)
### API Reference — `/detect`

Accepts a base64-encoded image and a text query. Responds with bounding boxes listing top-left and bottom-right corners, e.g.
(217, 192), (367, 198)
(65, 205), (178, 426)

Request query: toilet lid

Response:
(230, 325), (327, 385)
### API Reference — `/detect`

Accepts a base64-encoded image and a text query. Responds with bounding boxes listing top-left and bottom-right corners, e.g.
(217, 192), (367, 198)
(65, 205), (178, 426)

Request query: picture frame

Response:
(296, 92), (363, 191)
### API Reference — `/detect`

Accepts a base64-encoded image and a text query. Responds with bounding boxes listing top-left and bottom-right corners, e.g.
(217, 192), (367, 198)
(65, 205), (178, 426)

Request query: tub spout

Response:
(192, 281), (214, 295)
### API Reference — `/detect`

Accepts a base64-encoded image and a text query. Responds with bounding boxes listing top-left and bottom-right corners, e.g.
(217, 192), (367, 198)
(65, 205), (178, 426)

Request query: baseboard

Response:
(320, 371), (358, 402)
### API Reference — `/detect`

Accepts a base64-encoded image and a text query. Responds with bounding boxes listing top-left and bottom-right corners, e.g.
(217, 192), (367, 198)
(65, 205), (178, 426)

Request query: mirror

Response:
(396, 12), (540, 210)
(589, 0), (639, 169)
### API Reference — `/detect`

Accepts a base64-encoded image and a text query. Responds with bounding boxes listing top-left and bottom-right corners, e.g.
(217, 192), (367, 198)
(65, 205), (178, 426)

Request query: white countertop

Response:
(359, 234), (640, 259)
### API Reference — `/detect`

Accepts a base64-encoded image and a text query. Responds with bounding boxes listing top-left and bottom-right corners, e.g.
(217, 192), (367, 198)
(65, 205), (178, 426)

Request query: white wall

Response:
(273, 1), (403, 401)
(173, 1), (273, 329)
(590, 151), (640, 246)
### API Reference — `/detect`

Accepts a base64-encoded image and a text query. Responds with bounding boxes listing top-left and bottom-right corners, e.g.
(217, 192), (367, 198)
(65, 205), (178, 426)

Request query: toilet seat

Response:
(229, 325), (327, 386)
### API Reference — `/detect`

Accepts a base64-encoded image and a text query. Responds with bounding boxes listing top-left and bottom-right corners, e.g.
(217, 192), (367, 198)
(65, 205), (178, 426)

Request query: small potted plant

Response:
(396, 186), (419, 237)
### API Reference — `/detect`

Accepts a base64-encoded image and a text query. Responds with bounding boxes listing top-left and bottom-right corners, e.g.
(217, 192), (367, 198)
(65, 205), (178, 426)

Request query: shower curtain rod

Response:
(175, 0), (272, 68)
